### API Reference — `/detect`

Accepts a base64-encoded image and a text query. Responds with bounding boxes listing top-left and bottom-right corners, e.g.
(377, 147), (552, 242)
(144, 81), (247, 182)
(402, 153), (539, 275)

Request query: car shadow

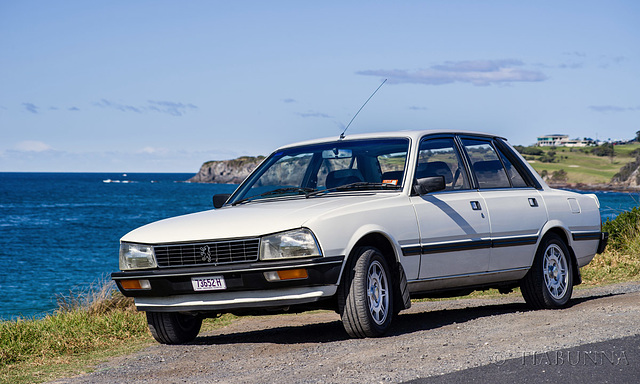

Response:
(191, 292), (617, 346)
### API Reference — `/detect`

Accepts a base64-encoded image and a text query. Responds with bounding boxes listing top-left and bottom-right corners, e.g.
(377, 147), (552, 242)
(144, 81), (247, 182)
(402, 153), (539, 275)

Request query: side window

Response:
(461, 139), (510, 189)
(496, 147), (528, 187)
(416, 138), (470, 190)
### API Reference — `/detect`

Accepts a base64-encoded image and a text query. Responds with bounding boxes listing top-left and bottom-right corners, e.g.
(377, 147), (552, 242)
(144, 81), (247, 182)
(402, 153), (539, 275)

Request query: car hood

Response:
(121, 193), (399, 244)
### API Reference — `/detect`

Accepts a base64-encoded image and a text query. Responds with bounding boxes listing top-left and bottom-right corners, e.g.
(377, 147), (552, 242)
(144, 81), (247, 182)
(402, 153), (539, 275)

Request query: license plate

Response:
(191, 276), (226, 291)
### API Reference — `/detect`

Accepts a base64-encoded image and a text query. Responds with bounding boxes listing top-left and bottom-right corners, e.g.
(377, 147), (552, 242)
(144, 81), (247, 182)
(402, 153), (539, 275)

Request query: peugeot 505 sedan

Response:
(113, 130), (607, 344)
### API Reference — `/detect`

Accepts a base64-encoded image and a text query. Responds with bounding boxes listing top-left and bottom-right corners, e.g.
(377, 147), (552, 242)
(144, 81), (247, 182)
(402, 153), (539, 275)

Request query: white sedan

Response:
(113, 130), (607, 344)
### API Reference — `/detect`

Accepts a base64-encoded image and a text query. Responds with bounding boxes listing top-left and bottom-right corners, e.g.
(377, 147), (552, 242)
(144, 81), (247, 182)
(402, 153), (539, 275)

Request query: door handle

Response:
(529, 198), (538, 207)
(470, 201), (482, 210)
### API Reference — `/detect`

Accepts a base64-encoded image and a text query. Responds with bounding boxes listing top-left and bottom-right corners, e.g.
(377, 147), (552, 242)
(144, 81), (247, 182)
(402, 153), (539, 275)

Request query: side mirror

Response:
(413, 176), (446, 196)
(213, 194), (231, 209)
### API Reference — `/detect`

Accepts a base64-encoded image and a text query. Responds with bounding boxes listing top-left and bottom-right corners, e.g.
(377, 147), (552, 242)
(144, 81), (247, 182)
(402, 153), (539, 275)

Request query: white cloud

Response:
(14, 141), (53, 152)
(589, 105), (640, 113)
(137, 147), (169, 155)
(22, 103), (39, 114)
(296, 111), (333, 118)
(147, 100), (198, 116)
(358, 59), (548, 86)
(94, 99), (198, 116)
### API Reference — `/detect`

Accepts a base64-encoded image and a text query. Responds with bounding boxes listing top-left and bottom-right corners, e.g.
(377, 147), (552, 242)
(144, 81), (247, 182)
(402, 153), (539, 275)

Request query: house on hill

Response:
(537, 134), (568, 147)
(536, 134), (595, 147)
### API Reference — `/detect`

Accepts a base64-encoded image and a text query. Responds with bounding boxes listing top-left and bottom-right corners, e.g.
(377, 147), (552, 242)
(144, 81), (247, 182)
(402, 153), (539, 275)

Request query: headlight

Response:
(119, 243), (158, 270)
(260, 229), (322, 260)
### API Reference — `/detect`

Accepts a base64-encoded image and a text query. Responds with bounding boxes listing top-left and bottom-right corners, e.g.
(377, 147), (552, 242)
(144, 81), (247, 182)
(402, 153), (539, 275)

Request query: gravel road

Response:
(52, 282), (640, 383)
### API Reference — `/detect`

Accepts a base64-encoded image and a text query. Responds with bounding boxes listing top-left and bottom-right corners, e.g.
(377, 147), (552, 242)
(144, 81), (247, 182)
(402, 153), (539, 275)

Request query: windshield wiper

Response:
(232, 187), (316, 206)
(307, 182), (401, 198)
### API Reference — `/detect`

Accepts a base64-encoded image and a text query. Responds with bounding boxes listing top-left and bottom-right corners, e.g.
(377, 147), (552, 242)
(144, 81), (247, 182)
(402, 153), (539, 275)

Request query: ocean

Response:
(0, 172), (637, 320)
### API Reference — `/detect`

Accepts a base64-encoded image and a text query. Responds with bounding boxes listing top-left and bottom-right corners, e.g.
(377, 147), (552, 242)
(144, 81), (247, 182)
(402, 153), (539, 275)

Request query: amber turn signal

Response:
(264, 268), (308, 282)
(277, 268), (308, 280)
(120, 279), (151, 290)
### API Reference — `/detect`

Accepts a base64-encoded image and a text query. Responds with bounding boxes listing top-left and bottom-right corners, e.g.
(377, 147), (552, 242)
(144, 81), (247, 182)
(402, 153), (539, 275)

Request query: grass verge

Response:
(0, 280), (149, 384)
(0, 279), (235, 384)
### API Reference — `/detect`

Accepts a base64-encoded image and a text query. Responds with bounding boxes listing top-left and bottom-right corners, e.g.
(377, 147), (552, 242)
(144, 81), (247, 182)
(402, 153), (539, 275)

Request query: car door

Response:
(410, 137), (491, 279)
(460, 137), (548, 272)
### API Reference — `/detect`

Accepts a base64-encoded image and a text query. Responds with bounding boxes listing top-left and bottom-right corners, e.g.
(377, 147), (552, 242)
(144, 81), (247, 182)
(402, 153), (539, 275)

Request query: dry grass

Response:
(0, 277), (151, 384)
(581, 225), (640, 286)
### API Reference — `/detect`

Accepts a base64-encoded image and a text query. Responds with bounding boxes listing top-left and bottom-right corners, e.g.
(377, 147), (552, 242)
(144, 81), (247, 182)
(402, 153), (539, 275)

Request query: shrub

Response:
(551, 169), (567, 182)
(539, 151), (556, 163)
(592, 143), (615, 157)
(514, 146), (544, 156)
(603, 206), (640, 251)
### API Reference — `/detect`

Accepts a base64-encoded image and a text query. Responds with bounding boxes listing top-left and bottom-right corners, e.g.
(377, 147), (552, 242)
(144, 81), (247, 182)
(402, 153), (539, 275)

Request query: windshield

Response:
(228, 138), (410, 205)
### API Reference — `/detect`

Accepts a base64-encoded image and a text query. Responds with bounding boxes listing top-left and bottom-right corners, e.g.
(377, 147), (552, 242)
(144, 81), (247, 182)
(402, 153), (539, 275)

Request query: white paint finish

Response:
(481, 189), (548, 271)
(411, 191), (491, 278)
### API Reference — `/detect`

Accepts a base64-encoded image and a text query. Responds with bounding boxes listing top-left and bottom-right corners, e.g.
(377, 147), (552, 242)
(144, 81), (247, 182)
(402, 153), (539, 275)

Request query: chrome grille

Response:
(154, 238), (260, 267)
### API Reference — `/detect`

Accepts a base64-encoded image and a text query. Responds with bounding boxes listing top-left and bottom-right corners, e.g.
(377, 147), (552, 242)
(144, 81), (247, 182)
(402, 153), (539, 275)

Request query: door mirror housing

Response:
(413, 176), (446, 196)
(213, 194), (231, 209)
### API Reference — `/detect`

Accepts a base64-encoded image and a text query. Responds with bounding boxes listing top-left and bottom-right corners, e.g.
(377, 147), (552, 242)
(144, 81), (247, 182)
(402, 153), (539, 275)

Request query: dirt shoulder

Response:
(51, 282), (640, 384)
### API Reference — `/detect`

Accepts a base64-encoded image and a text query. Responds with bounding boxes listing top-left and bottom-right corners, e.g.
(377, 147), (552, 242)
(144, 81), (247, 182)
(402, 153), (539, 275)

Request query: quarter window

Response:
(496, 147), (528, 188)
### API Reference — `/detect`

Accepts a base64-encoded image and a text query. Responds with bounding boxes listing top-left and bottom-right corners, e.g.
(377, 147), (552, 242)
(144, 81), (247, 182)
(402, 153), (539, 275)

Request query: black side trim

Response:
(402, 235), (539, 256)
(572, 232), (603, 241)
(422, 239), (492, 254)
(492, 235), (538, 248)
(402, 246), (422, 256)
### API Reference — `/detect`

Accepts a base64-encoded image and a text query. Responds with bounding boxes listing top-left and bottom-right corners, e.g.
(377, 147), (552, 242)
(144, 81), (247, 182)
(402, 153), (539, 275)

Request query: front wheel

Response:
(521, 233), (574, 309)
(339, 247), (394, 338)
(146, 312), (202, 345)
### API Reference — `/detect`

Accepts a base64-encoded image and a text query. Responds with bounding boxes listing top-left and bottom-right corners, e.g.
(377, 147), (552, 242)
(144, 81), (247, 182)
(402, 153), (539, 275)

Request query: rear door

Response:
(460, 137), (548, 272)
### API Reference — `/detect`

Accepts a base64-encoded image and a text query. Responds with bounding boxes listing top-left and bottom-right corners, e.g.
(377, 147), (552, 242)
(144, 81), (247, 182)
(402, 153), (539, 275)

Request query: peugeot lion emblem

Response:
(200, 245), (214, 263)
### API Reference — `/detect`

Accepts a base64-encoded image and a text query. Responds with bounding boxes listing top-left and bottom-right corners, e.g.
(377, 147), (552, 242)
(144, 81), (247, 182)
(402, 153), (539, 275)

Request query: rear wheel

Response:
(521, 233), (574, 309)
(146, 312), (202, 345)
(339, 247), (394, 338)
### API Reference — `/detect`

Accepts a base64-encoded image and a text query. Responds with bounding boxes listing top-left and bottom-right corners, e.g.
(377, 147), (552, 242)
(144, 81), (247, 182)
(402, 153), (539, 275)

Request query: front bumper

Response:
(133, 285), (338, 312)
(112, 255), (344, 303)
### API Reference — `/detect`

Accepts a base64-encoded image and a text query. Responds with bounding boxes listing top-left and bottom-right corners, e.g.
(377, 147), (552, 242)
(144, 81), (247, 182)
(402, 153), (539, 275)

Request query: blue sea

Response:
(0, 172), (637, 320)
(0, 173), (236, 320)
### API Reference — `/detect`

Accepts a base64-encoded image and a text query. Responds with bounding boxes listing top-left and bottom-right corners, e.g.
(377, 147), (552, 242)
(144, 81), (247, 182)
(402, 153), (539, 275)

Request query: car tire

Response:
(146, 312), (202, 345)
(339, 246), (394, 338)
(521, 233), (574, 309)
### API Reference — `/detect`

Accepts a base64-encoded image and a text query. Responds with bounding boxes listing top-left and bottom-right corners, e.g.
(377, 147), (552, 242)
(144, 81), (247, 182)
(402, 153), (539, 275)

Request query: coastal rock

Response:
(189, 156), (265, 184)
(611, 155), (640, 189)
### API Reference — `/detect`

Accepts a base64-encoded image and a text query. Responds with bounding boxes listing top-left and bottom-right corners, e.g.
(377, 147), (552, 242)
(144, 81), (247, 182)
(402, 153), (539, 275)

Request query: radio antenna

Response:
(340, 78), (387, 140)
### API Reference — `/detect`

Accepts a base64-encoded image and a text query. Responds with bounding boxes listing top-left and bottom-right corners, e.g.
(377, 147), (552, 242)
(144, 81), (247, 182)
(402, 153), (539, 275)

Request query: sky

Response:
(1, 1), (639, 172)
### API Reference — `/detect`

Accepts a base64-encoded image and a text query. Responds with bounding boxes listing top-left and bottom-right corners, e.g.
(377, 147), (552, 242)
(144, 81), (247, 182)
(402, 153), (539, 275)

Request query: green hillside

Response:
(516, 143), (640, 185)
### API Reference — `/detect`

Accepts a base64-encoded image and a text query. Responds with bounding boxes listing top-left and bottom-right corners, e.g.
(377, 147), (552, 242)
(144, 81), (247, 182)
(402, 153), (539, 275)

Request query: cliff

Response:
(188, 156), (265, 184)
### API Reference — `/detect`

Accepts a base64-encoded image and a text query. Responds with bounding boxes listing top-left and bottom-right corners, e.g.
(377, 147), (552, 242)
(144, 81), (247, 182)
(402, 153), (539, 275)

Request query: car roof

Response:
(277, 130), (507, 150)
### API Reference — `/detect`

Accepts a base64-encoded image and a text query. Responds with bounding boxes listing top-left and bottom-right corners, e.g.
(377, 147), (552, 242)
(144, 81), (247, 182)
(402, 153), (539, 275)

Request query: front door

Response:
(411, 137), (491, 279)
